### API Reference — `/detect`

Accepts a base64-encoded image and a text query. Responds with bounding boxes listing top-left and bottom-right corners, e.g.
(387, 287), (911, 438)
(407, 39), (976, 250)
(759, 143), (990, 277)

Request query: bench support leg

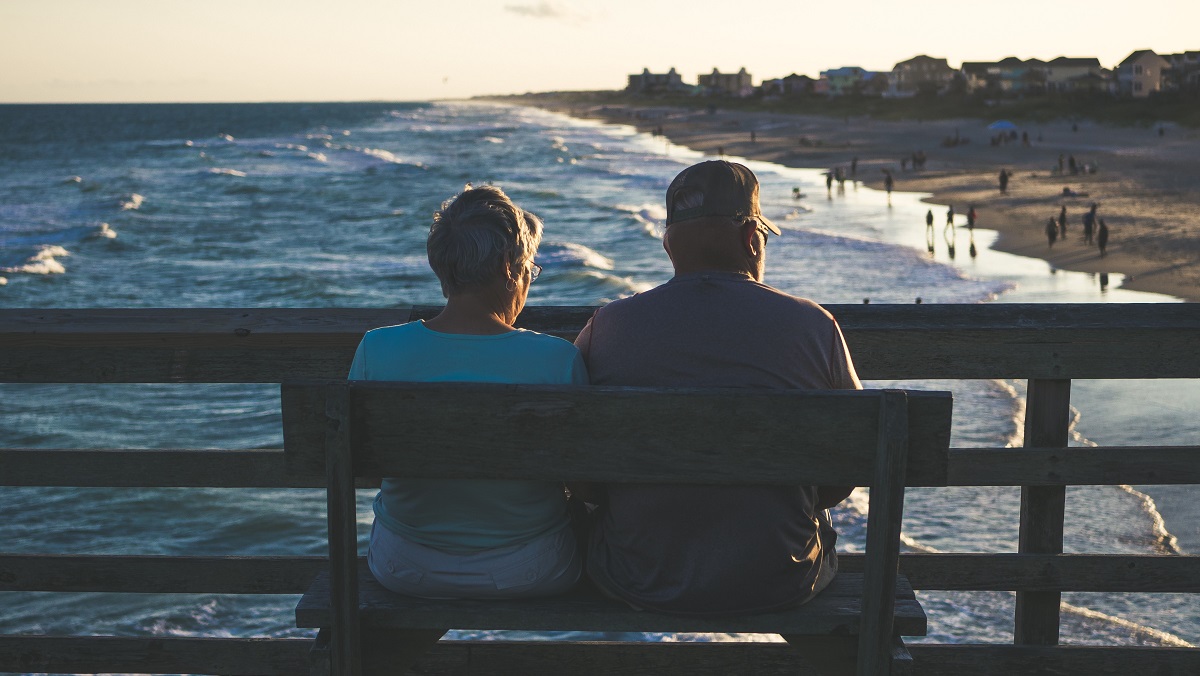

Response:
(361, 628), (446, 675)
(782, 634), (856, 676)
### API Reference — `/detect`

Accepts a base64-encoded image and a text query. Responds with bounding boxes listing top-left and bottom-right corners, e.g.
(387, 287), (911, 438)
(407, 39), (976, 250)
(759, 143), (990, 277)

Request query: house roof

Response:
(1119, 49), (1169, 67)
(1049, 57), (1101, 67)
(996, 57), (1024, 67)
(894, 55), (949, 68)
(821, 67), (866, 77)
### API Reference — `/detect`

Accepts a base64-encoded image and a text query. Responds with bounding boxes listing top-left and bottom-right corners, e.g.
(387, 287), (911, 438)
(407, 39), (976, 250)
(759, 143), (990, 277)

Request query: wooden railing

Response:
(2, 305), (1199, 675)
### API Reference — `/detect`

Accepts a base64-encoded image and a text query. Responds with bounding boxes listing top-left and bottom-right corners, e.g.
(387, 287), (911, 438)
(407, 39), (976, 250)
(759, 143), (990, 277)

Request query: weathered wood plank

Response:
(282, 383), (952, 486)
(0, 635), (313, 676)
(858, 390), (909, 675)
(331, 641), (1200, 676)
(1016, 379), (1072, 646)
(948, 446), (1200, 485)
(6, 444), (1198, 488)
(5, 304), (1200, 382)
(0, 447), (327, 487)
(8, 553), (1190, 594)
(906, 644), (1200, 676)
(296, 570), (926, 636)
(0, 555), (326, 593)
(323, 383), (362, 676)
(844, 553), (1200, 592)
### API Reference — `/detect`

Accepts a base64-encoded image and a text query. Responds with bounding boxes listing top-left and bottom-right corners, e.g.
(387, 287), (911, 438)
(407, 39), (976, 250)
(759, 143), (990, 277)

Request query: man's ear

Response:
(740, 219), (762, 257)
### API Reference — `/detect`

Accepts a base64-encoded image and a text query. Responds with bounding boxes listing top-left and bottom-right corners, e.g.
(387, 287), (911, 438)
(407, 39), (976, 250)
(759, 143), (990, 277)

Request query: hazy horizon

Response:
(3, 0), (1198, 104)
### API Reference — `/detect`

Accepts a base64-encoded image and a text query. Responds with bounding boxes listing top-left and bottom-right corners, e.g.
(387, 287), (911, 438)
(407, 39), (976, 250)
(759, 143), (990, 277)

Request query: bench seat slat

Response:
(296, 569), (927, 637)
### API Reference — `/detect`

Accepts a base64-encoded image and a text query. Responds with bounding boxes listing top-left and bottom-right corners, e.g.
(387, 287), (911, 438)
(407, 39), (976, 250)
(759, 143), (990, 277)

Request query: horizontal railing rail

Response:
(2, 304), (1198, 675)
(3, 304), (1200, 381)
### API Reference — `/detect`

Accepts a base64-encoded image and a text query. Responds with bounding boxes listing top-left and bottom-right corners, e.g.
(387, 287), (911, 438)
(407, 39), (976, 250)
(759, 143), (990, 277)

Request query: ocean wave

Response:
(119, 193), (145, 210)
(207, 168), (247, 177)
(1, 245), (69, 274)
(536, 242), (614, 270)
(306, 152), (328, 163)
(217, 133), (235, 142)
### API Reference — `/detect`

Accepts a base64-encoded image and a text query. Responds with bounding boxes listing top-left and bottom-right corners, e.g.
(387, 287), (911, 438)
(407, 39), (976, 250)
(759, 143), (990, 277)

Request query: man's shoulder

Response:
(597, 277), (835, 322)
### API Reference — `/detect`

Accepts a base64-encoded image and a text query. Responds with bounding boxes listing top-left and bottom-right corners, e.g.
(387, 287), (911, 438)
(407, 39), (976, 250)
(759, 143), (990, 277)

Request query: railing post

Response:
(1014, 378), (1072, 645)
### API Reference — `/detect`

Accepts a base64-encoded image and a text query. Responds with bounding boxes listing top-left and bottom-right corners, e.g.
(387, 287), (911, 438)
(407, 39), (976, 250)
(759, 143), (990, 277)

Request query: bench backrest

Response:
(282, 381), (952, 676)
(281, 382), (953, 486)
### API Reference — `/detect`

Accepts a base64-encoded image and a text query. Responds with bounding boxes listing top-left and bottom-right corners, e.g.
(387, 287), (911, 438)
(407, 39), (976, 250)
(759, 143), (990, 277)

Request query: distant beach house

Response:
(626, 68), (689, 94)
(960, 62), (993, 93)
(819, 66), (887, 96)
(698, 68), (753, 97)
(1163, 51), (1200, 91)
(1116, 50), (1171, 97)
(889, 55), (956, 95)
(761, 73), (816, 97)
(1043, 57), (1106, 93)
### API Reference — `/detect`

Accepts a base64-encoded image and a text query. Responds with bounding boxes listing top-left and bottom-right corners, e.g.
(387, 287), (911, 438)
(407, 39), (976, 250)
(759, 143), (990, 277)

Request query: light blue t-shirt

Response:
(348, 320), (588, 553)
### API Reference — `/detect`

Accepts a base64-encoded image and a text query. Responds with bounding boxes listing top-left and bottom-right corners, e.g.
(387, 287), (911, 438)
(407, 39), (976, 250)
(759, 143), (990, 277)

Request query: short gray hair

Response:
(427, 185), (542, 294)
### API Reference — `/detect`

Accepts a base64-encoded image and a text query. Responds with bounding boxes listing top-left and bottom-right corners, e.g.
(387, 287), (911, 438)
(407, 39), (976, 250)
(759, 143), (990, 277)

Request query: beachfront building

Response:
(960, 62), (994, 93)
(889, 55), (956, 96)
(1116, 50), (1171, 97)
(626, 68), (689, 94)
(1163, 51), (1200, 91)
(761, 74), (816, 98)
(698, 68), (753, 97)
(1044, 57), (1107, 93)
(819, 66), (869, 96)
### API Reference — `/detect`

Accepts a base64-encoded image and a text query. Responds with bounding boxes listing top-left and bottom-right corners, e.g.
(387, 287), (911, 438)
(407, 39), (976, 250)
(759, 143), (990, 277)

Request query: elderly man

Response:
(575, 160), (861, 616)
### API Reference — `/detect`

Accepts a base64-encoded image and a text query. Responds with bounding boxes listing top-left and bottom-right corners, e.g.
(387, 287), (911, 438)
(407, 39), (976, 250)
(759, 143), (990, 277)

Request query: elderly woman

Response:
(348, 185), (586, 599)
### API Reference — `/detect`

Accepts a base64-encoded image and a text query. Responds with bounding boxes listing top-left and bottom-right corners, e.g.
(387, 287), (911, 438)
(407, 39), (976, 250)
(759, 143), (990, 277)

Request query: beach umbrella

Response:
(987, 120), (1017, 131)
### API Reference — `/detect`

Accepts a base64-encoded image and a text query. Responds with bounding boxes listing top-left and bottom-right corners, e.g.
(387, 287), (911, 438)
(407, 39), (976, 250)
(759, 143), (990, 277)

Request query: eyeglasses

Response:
(529, 263), (542, 281)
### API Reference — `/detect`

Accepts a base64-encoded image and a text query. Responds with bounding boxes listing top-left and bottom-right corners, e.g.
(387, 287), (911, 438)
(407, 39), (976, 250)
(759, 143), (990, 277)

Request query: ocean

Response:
(1, 101), (1197, 653)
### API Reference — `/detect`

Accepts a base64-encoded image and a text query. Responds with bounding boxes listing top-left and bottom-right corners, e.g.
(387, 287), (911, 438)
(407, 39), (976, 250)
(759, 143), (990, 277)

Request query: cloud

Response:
(504, 2), (584, 22)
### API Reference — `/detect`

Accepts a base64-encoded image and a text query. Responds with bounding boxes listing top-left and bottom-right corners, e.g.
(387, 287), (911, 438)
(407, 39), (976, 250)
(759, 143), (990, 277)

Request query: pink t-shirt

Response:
(575, 271), (861, 615)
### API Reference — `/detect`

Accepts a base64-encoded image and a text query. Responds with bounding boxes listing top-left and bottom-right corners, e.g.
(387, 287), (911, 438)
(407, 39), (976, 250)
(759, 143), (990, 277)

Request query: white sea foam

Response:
(306, 152), (328, 163)
(536, 242), (615, 270)
(2, 246), (69, 274)
(217, 133), (235, 142)
(0, 276), (7, 285)
(94, 223), (117, 239)
(482, 136), (504, 144)
(208, 168), (247, 177)
(64, 175), (83, 184)
(1061, 601), (1194, 647)
(119, 193), (145, 210)
(276, 143), (309, 152)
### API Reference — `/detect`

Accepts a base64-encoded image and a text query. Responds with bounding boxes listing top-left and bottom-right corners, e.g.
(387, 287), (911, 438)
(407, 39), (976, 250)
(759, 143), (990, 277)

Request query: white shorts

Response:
(368, 521), (582, 599)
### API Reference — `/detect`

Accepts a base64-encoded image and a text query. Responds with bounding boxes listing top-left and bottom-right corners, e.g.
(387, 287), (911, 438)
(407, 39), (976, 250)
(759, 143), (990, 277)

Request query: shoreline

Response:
(512, 97), (1200, 302)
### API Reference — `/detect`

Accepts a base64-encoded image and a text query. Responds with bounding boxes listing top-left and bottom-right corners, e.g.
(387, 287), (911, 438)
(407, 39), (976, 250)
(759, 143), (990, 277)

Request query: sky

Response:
(2, 0), (1198, 103)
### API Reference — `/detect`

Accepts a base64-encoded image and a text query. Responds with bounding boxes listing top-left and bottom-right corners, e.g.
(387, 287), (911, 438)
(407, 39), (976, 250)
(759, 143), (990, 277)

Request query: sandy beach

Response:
(516, 97), (1200, 302)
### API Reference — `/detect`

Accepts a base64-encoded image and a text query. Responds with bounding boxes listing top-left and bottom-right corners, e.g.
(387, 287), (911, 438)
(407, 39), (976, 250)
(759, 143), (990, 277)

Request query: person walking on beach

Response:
(1058, 205), (1068, 239)
(1046, 217), (1058, 248)
(946, 205), (955, 228)
(574, 160), (861, 616)
(926, 209), (935, 231)
(1098, 219), (1109, 257)
(826, 171), (834, 193)
(967, 205), (977, 230)
(1083, 203), (1098, 245)
(884, 171), (894, 197)
(998, 169), (1009, 193)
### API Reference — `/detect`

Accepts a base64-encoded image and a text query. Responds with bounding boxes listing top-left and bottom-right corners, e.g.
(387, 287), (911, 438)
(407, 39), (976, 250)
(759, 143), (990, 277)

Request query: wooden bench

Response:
(282, 381), (953, 675)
